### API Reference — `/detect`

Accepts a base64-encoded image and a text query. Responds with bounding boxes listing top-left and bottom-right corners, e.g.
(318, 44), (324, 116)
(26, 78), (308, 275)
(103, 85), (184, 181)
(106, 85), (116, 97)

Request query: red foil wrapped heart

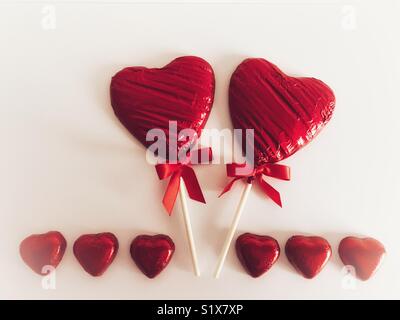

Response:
(73, 232), (119, 277)
(285, 235), (331, 279)
(19, 231), (67, 275)
(235, 233), (280, 278)
(130, 234), (175, 278)
(110, 56), (215, 157)
(110, 56), (215, 213)
(229, 58), (335, 165)
(339, 236), (385, 281)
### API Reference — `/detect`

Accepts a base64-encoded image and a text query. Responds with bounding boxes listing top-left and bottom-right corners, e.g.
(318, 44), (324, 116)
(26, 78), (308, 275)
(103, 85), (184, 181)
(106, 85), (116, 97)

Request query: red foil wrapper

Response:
(235, 233), (280, 278)
(110, 56), (215, 213)
(285, 235), (332, 279)
(339, 237), (386, 281)
(19, 231), (67, 275)
(229, 58), (335, 166)
(130, 234), (175, 279)
(222, 58), (335, 207)
(73, 232), (119, 277)
(110, 56), (215, 158)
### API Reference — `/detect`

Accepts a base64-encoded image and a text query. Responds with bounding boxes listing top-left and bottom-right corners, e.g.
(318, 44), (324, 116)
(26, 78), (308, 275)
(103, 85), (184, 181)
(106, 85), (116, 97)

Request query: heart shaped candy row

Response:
(236, 233), (385, 280)
(20, 231), (385, 281)
(20, 231), (174, 278)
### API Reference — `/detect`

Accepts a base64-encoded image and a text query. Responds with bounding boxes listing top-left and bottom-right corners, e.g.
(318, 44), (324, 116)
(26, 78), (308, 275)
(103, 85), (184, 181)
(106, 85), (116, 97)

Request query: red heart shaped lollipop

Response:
(19, 231), (67, 275)
(229, 58), (335, 165)
(110, 56), (215, 157)
(235, 233), (280, 278)
(285, 235), (331, 279)
(130, 234), (175, 278)
(111, 56), (214, 275)
(73, 232), (119, 277)
(339, 236), (385, 281)
(215, 59), (335, 278)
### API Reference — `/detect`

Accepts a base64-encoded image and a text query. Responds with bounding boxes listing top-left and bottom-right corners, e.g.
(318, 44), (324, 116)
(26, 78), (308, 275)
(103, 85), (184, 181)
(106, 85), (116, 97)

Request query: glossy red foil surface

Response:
(229, 58), (335, 165)
(339, 236), (386, 281)
(19, 231), (67, 275)
(110, 56), (215, 158)
(73, 232), (119, 277)
(130, 234), (175, 279)
(285, 235), (331, 279)
(235, 233), (280, 278)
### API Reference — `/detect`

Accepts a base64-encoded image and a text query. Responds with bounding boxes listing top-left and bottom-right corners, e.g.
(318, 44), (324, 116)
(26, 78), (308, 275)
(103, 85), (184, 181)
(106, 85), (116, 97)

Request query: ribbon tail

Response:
(219, 177), (243, 198)
(181, 166), (206, 204)
(257, 175), (283, 207)
(162, 172), (181, 215)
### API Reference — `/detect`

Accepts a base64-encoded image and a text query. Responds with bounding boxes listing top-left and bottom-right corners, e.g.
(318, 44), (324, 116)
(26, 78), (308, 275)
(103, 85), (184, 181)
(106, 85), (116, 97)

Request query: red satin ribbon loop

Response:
(220, 162), (291, 208)
(155, 147), (212, 215)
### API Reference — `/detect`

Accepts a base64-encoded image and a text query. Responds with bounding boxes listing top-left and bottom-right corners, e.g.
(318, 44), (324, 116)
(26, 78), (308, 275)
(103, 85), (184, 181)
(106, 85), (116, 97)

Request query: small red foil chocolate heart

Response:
(73, 232), (119, 277)
(229, 58), (335, 165)
(19, 231), (67, 275)
(285, 235), (331, 279)
(110, 56), (215, 158)
(235, 233), (280, 278)
(339, 236), (385, 281)
(130, 234), (175, 278)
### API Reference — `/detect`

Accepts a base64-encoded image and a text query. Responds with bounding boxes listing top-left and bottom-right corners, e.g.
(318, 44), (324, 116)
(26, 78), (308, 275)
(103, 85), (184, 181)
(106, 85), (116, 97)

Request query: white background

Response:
(1, 0), (399, 299)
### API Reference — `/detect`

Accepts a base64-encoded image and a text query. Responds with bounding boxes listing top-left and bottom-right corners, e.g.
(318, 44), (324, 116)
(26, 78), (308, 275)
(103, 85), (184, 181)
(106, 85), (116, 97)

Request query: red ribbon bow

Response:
(155, 148), (212, 215)
(219, 162), (291, 207)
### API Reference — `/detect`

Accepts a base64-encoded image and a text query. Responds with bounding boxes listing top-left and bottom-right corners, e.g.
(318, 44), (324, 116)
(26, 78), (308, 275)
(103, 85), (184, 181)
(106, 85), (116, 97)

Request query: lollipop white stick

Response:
(214, 182), (253, 279)
(179, 177), (201, 277)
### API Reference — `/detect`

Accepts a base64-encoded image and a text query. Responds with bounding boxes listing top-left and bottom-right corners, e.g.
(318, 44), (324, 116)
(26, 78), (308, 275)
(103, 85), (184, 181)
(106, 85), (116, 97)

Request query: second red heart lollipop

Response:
(230, 58), (335, 165)
(215, 58), (335, 278)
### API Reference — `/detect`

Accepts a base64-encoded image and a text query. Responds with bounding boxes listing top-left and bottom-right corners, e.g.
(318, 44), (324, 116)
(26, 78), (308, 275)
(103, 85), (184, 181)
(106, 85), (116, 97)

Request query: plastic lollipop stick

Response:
(179, 178), (201, 277)
(214, 182), (252, 279)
